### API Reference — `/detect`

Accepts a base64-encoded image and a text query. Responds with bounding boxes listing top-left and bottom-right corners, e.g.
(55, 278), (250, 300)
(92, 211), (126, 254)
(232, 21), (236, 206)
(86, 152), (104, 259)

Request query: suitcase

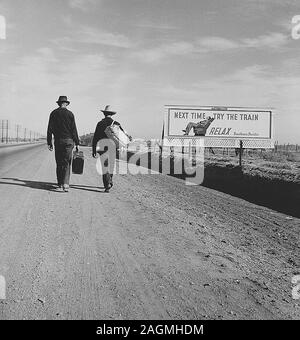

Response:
(72, 150), (84, 174)
(105, 121), (130, 148)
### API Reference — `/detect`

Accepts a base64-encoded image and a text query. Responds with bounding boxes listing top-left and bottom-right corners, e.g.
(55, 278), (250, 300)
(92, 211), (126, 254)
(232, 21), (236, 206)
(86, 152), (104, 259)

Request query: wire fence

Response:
(274, 142), (300, 152)
(0, 119), (45, 144)
(132, 139), (300, 164)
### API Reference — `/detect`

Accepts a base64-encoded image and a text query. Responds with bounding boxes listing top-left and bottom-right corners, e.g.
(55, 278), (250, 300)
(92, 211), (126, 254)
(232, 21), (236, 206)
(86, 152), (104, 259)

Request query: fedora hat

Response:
(101, 105), (117, 115)
(56, 96), (70, 105)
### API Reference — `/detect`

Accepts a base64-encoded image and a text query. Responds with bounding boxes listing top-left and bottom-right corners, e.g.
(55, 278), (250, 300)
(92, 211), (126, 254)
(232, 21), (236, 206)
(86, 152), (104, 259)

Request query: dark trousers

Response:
(54, 139), (74, 186)
(98, 145), (116, 189)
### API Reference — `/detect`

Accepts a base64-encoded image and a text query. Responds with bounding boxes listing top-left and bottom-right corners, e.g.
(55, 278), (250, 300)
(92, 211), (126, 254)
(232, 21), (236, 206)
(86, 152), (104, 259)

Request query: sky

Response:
(0, 0), (300, 142)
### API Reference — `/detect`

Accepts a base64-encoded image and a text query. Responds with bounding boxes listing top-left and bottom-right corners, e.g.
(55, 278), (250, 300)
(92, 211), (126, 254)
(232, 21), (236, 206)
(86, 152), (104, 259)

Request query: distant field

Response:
(205, 149), (300, 184)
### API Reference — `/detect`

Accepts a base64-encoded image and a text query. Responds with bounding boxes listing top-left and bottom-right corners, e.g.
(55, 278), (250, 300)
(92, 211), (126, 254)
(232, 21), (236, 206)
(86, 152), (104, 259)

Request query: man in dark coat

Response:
(92, 105), (131, 193)
(47, 96), (80, 192)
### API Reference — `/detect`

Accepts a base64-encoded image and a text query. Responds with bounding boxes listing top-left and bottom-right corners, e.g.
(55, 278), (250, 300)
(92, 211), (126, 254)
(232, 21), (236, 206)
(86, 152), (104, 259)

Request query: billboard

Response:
(166, 106), (272, 139)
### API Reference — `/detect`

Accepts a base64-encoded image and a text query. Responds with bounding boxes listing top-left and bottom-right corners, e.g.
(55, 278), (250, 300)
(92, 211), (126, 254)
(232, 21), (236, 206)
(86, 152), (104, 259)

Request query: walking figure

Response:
(92, 105), (131, 193)
(47, 96), (80, 192)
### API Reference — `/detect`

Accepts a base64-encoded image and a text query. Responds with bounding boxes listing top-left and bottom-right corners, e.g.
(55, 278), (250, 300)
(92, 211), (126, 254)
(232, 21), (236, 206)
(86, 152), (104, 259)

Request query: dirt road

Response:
(0, 144), (299, 319)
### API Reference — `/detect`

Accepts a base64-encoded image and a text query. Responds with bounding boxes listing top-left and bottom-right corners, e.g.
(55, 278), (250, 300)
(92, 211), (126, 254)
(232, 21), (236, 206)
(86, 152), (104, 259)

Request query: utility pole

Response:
(6, 120), (8, 144)
(16, 124), (21, 143)
(1, 120), (3, 143)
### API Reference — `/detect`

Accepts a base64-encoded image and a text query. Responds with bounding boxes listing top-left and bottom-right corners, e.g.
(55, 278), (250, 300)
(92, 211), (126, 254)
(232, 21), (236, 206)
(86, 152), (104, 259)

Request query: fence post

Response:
(239, 140), (243, 169)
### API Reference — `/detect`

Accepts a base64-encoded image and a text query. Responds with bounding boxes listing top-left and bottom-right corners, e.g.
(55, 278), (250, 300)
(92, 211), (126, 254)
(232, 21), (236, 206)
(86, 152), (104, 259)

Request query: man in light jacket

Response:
(92, 105), (131, 193)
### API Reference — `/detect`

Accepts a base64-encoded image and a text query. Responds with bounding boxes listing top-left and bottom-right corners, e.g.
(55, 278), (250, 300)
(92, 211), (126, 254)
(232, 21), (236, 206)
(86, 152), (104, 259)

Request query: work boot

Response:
(55, 184), (63, 191)
(109, 175), (113, 189)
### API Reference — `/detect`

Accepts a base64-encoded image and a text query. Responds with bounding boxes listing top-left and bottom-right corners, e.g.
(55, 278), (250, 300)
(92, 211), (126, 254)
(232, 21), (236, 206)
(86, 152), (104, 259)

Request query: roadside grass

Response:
(260, 150), (300, 163)
(205, 150), (300, 184)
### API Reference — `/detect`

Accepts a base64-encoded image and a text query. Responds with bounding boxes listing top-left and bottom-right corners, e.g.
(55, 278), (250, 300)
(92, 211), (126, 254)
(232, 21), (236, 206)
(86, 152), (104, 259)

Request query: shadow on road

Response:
(0, 178), (104, 193)
(70, 184), (105, 193)
(0, 178), (58, 192)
